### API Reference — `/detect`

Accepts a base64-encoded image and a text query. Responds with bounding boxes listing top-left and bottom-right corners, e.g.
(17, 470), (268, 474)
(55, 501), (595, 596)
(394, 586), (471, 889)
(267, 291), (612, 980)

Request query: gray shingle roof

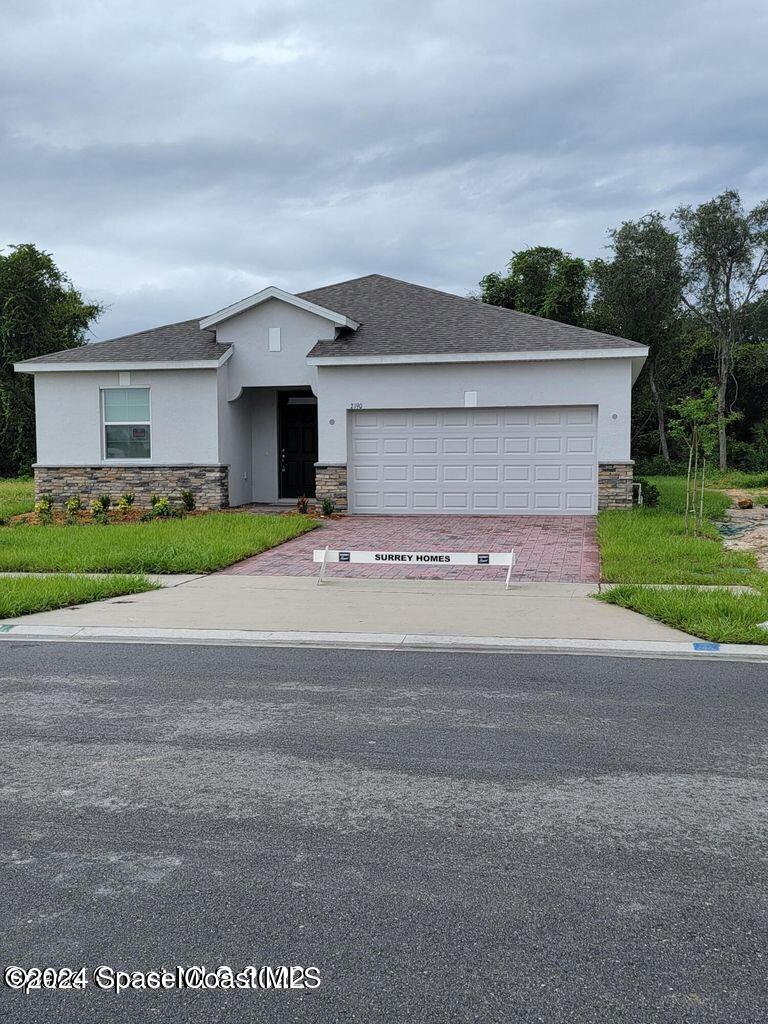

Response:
(18, 274), (642, 368)
(300, 274), (641, 358)
(18, 319), (229, 366)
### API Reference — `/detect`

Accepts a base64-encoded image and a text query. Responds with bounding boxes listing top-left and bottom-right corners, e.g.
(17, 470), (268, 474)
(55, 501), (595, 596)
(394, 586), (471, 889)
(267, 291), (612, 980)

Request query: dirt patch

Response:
(719, 493), (768, 571)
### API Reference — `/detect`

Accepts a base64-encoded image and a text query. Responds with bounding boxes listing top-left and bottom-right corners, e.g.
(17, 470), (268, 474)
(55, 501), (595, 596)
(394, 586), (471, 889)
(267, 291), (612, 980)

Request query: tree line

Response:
(480, 190), (768, 472)
(1, 193), (767, 478)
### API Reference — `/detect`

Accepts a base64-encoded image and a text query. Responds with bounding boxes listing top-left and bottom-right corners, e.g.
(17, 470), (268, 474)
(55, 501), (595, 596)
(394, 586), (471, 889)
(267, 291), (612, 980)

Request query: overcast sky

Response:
(3, 0), (767, 341)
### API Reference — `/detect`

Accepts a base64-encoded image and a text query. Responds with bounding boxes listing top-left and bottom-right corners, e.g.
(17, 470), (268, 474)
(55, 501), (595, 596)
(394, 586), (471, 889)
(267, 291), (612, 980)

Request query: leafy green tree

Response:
(480, 246), (589, 326)
(591, 214), (683, 460)
(674, 190), (768, 469)
(0, 245), (102, 476)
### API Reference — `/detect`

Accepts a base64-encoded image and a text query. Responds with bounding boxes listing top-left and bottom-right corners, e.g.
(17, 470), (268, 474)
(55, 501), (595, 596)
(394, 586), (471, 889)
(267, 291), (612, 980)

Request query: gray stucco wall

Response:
(215, 297), (328, 397)
(33, 368), (220, 466)
(315, 358), (634, 465)
(250, 389), (279, 503)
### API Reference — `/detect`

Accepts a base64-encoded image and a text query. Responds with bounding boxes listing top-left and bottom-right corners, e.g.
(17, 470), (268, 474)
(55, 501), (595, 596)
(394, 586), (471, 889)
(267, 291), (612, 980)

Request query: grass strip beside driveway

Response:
(0, 513), (317, 574)
(0, 477), (34, 521)
(598, 477), (759, 586)
(597, 476), (768, 644)
(0, 574), (158, 619)
(601, 586), (768, 645)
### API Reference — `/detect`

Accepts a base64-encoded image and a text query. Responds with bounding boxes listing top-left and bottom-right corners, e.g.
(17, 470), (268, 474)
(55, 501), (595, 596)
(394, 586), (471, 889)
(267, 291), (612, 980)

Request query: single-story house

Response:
(15, 274), (647, 515)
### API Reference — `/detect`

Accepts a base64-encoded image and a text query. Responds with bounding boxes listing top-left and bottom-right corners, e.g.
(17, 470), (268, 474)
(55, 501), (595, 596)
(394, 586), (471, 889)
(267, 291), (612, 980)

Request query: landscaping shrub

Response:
(635, 478), (660, 507)
(296, 495), (309, 514)
(321, 498), (335, 516)
(65, 494), (83, 524)
(89, 498), (109, 524)
(151, 496), (177, 519)
(117, 492), (135, 515)
(34, 494), (54, 524)
(180, 489), (195, 511)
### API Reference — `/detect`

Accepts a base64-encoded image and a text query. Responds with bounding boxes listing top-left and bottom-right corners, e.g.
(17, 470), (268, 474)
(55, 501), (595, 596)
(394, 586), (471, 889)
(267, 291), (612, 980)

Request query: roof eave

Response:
(14, 349), (233, 373)
(199, 285), (360, 331)
(308, 346), (649, 366)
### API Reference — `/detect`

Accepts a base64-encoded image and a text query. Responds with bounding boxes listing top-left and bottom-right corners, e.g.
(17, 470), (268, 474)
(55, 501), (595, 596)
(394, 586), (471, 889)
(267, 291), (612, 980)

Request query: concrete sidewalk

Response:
(2, 574), (693, 642)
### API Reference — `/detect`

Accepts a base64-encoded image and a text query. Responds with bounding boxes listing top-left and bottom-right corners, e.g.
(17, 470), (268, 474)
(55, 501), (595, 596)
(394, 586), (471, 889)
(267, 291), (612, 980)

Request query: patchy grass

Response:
(0, 574), (158, 619)
(703, 469), (768, 490)
(0, 477), (34, 520)
(0, 513), (317, 573)
(601, 585), (768, 645)
(597, 475), (768, 643)
(598, 477), (757, 586)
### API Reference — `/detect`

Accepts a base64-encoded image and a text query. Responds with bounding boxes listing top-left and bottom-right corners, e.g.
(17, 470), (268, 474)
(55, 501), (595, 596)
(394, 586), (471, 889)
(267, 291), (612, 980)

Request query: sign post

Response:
(313, 549), (516, 589)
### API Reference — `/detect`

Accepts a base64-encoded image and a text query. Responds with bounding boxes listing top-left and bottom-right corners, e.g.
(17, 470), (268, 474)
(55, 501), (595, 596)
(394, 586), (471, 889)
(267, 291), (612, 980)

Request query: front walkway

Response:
(220, 515), (600, 583)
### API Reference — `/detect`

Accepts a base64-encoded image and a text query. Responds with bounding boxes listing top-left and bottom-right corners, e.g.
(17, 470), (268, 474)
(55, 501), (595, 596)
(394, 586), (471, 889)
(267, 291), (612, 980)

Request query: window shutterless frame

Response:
(100, 386), (152, 461)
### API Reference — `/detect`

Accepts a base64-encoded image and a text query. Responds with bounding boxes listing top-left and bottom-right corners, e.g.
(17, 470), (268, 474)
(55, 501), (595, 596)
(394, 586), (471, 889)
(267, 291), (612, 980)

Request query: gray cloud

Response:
(2, 0), (767, 340)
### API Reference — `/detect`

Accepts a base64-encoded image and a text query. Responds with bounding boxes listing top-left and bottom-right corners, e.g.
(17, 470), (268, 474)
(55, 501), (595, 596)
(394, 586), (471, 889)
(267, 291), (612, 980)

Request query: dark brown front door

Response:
(279, 393), (318, 498)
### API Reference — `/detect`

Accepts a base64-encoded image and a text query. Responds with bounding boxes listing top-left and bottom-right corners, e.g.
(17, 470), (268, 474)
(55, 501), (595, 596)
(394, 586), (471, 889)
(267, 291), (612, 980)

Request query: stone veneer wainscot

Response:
(598, 462), (634, 509)
(34, 465), (229, 512)
(314, 464), (348, 511)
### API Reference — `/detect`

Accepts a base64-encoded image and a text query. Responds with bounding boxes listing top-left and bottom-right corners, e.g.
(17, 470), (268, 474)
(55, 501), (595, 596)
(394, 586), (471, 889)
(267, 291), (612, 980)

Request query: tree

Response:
(480, 246), (589, 326)
(0, 244), (102, 476)
(674, 190), (768, 469)
(591, 214), (683, 460)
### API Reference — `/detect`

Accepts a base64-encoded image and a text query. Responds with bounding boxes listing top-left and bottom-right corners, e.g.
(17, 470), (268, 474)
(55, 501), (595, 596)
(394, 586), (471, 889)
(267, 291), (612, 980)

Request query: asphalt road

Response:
(1, 642), (767, 1023)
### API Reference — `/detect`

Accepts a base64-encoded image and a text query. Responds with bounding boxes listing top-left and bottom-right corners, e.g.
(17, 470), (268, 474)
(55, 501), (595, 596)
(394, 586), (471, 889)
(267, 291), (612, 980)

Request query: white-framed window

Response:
(102, 387), (151, 460)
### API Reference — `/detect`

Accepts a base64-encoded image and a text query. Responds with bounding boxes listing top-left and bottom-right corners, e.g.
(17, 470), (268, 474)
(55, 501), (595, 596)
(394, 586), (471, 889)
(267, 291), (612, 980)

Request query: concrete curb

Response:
(1, 623), (767, 662)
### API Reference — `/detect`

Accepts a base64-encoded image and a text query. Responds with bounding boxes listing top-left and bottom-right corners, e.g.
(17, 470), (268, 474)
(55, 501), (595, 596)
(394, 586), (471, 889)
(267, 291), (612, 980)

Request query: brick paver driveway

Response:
(221, 515), (600, 583)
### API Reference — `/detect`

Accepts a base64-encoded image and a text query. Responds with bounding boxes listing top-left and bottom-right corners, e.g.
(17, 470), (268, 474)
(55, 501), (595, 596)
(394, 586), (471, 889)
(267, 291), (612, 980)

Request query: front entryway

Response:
(278, 392), (318, 499)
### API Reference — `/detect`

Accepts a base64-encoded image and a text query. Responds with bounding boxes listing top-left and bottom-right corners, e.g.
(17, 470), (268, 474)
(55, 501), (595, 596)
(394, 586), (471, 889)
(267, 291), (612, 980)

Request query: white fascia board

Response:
(14, 355), (230, 373)
(199, 286), (360, 331)
(307, 346), (649, 367)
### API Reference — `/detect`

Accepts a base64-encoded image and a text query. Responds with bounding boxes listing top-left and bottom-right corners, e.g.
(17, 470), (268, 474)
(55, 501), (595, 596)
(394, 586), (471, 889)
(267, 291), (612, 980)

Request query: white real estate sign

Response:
(313, 548), (516, 588)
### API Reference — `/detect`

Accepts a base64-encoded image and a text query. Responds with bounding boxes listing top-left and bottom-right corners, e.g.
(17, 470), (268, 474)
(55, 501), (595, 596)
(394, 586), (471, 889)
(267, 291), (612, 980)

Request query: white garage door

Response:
(347, 406), (597, 514)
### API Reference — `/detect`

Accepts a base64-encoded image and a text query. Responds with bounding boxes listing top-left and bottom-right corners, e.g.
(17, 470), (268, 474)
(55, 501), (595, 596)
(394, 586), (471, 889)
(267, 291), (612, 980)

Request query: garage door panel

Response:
(347, 406), (596, 515)
(353, 438), (379, 455)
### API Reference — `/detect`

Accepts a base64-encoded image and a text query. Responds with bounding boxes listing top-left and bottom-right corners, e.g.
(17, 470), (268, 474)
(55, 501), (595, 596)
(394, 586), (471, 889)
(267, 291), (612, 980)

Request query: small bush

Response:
(95, 494), (111, 512)
(117, 493), (135, 517)
(296, 495), (309, 514)
(65, 495), (82, 524)
(180, 489), (196, 511)
(321, 497), (335, 516)
(151, 496), (183, 519)
(152, 496), (173, 518)
(34, 495), (54, 524)
(89, 499), (109, 524)
(635, 478), (660, 507)
(150, 494), (160, 509)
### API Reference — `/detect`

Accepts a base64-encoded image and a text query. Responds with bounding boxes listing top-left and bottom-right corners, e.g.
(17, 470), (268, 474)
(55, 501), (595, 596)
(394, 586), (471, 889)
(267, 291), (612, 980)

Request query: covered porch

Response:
(224, 386), (318, 507)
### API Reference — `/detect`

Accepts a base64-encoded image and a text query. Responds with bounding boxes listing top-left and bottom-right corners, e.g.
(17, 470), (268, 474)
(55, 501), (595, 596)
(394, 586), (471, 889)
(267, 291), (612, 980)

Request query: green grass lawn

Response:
(701, 469), (768, 490)
(601, 585), (768, 645)
(0, 477), (34, 520)
(0, 574), (158, 619)
(597, 475), (768, 644)
(0, 513), (317, 573)
(598, 476), (757, 586)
